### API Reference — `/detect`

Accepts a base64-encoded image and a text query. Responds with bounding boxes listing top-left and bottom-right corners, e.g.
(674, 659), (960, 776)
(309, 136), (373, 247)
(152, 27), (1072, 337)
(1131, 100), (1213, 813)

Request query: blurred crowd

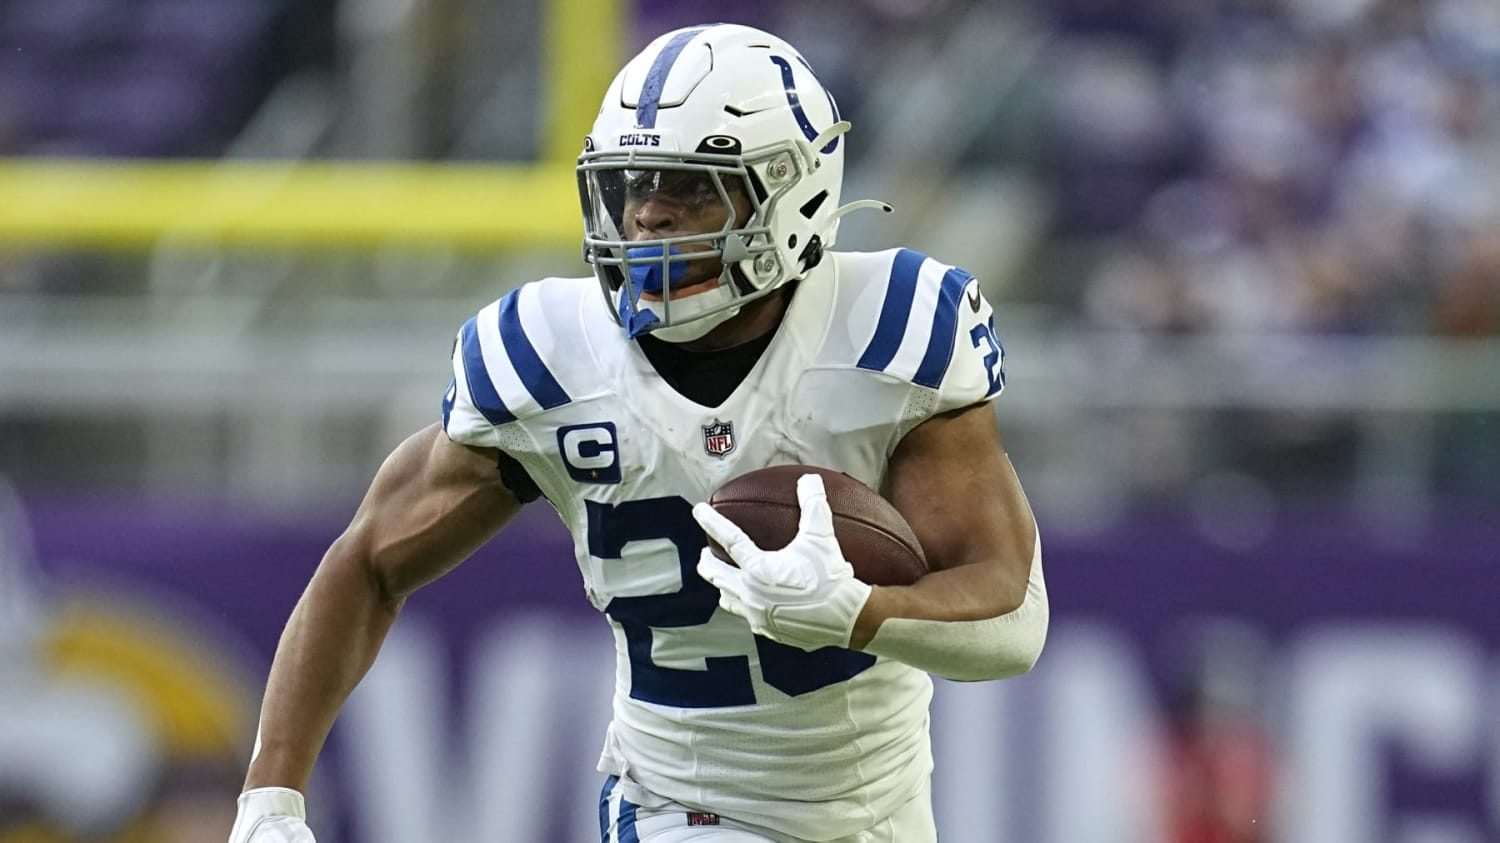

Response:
(3, 0), (1496, 337)
(637, 0), (1500, 342)
(1027, 0), (1500, 341)
(642, 0), (1500, 502)
(1015, 0), (1500, 504)
(716, 0), (1500, 339)
(1015, 0), (1500, 503)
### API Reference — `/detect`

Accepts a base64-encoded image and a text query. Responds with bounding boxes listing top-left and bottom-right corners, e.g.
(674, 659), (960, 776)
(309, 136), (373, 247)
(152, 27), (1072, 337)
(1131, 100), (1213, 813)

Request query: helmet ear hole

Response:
(798, 235), (824, 272)
(788, 234), (798, 249)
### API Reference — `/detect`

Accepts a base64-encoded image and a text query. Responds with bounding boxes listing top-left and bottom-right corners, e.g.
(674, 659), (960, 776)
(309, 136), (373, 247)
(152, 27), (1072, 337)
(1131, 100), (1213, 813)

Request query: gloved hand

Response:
(693, 473), (872, 651)
(228, 787), (316, 843)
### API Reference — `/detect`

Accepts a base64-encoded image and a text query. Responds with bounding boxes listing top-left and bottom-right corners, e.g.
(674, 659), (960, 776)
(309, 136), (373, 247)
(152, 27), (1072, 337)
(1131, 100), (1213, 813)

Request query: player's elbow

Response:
(991, 614), (1049, 679)
(865, 552), (1049, 682)
(944, 560), (1050, 682)
(946, 606), (1048, 682)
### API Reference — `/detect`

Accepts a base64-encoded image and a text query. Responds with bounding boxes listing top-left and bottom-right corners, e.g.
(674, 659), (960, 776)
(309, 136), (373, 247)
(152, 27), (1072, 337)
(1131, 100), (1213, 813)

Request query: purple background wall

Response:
(14, 497), (1500, 842)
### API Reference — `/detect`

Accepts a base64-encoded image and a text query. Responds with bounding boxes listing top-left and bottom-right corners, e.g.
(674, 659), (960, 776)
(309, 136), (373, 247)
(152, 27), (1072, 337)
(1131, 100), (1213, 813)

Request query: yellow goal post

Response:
(0, 0), (620, 251)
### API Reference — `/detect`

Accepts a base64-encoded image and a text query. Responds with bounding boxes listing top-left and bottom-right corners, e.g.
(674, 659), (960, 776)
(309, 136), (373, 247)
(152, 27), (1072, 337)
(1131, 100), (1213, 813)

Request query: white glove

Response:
(228, 787), (316, 843)
(693, 473), (872, 651)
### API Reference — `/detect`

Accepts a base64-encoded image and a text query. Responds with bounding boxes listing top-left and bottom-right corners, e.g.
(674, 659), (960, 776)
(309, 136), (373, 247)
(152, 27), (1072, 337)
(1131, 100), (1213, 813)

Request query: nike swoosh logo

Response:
(967, 286), (982, 313)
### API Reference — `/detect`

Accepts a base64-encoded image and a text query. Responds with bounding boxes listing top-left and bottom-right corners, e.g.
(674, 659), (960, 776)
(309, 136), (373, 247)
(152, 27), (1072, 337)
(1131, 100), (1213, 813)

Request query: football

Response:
(707, 464), (929, 586)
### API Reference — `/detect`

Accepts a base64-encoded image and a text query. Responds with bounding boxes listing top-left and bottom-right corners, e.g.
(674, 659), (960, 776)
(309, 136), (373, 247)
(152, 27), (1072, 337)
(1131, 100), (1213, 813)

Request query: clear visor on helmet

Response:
(579, 154), (775, 337)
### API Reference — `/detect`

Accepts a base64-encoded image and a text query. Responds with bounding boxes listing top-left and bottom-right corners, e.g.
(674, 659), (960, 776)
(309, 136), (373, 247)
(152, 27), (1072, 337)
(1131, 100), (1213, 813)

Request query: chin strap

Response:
(617, 245), (691, 338)
(617, 295), (661, 339)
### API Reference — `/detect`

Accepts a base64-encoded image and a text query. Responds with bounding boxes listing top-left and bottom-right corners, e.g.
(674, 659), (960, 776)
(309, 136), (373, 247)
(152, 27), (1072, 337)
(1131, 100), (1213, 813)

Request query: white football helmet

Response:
(578, 23), (889, 342)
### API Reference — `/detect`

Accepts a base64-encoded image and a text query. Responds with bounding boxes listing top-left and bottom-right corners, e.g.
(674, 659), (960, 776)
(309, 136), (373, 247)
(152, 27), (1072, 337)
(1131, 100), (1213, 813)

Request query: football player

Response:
(230, 23), (1048, 843)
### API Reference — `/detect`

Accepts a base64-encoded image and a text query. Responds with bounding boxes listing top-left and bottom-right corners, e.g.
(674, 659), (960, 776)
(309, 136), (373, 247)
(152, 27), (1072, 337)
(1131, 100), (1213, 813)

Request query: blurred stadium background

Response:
(2, 0), (1498, 841)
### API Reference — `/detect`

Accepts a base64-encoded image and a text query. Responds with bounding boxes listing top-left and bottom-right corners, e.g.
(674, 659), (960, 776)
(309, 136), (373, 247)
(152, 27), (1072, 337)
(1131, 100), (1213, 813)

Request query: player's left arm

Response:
(848, 401), (1047, 680)
(695, 264), (1046, 680)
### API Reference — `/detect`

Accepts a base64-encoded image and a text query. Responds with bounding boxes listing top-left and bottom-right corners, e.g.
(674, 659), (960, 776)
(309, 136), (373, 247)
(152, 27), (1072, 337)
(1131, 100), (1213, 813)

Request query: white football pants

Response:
(598, 774), (936, 843)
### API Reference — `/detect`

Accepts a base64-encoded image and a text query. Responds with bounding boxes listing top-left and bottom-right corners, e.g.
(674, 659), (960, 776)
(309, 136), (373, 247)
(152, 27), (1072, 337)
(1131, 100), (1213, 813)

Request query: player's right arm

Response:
(242, 422), (524, 793)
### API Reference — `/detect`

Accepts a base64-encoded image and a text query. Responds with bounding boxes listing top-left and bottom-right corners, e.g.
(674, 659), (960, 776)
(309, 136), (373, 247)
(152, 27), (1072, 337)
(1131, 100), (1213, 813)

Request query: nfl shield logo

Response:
(703, 419), (735, 458)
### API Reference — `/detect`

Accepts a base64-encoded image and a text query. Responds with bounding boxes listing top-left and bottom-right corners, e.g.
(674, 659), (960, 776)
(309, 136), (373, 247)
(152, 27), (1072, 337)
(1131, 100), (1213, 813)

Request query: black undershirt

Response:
(635, 329), (776, 408)
(496, 325), (778, 504)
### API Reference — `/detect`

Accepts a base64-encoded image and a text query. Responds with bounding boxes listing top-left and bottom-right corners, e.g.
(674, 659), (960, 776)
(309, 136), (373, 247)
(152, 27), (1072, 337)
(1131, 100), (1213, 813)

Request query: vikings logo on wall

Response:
(702, 419), (735, 457)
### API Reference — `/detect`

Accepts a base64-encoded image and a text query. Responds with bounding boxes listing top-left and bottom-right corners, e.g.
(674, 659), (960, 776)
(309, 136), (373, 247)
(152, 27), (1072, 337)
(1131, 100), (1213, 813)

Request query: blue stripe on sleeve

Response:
(459, 316), (515, 425)
(440, 377), (456, 431)
(856, 249), (927, 373)
(497, 290), (571, 410)
(635, 25), (712, 129)
(913, 267), (974, 388)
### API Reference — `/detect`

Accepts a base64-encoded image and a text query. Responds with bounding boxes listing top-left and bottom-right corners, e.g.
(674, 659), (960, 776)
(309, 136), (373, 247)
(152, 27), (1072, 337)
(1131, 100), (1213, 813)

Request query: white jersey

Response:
(443, 248), (1007, 841)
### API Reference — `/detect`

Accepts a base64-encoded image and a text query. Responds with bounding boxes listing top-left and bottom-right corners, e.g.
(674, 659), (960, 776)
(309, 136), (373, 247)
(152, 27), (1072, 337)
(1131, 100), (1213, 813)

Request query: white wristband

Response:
(229, 787), (309, 843)
(238, 787), (305, 818)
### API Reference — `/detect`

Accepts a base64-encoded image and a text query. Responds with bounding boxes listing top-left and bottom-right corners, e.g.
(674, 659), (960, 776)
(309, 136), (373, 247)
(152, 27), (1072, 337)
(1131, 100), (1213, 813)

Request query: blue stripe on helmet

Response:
(497, 290), (570, 409)
(913, 266), (975, 388)
(636, 25), (713, 129)
(769, 55), (839, 153)
(459, 316), (515, 425)
(856, 249), (927, 373)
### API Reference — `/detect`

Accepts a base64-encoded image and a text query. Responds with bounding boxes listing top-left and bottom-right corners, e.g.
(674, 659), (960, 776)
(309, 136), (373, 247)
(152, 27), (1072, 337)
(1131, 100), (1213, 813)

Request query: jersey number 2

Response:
(586, 497), (875, 708)
(970, 316), (1004, 397)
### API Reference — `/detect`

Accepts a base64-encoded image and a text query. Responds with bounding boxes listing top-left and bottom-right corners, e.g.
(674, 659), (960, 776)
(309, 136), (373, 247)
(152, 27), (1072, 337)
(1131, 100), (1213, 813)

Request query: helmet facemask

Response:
(579, 139), (812, 343)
